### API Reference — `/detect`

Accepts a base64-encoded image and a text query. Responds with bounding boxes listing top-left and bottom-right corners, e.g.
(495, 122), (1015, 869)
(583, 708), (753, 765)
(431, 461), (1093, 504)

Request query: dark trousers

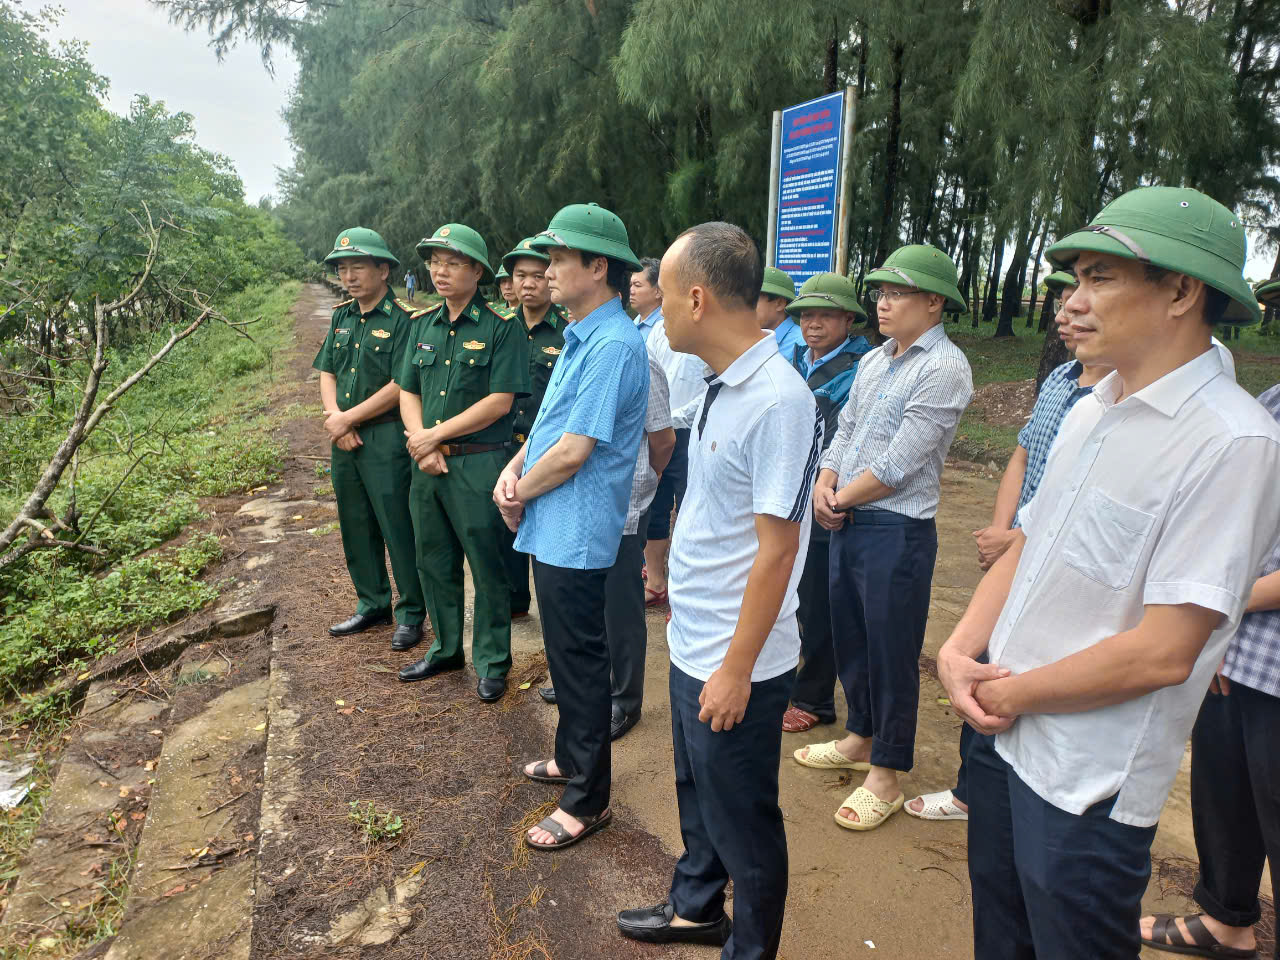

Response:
(952, 722), (977, 805)
(829, 510), (937, 771)
(500, 525), (532, 614)
(646, 428), (689, 540)
(669, 664), (792, 960)
(1191, 682), (1280, 949)
(967, 732), (1157, 960)
(605, 518), (648, 716)
(790, 533), (837, 723)
(533, 559), (610, 818)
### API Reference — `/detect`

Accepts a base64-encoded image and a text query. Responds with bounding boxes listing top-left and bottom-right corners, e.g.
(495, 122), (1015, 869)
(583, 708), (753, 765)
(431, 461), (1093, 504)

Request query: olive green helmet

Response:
(1254, 277), (1280, 308)
(415, 223), (494, 283)
(494, 265), (510, 281)
(1043, 270), (1077, 294)
(529, 203), (642, 271)
(323, 227), (399, 270)
(786, 273), (867, 319)
(1047, 186), (1260, 325)
(502, 237), (552, 274)
(760, 266), (797, 302)
(864, 244), (966, 313)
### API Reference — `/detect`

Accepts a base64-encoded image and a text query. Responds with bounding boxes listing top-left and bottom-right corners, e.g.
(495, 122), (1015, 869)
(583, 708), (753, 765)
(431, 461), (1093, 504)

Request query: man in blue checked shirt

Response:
(493, 203), (648, 854)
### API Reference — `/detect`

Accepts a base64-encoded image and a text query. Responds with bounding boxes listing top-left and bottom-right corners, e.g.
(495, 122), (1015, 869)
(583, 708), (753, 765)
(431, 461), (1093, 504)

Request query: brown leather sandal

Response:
(1142, 915), (1257, 958)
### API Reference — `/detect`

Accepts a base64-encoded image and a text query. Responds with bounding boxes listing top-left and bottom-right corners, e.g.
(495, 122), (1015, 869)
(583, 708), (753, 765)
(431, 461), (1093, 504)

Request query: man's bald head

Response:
(669, 222), (762, 310)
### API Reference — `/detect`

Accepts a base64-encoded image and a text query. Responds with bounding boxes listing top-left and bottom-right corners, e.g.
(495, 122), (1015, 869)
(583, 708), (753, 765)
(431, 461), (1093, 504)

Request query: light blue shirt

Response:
(635, 306), (661, 343)
(773, 317), (805, 359)
(800, 338), (850, 379)
(516, 297), (649, 569)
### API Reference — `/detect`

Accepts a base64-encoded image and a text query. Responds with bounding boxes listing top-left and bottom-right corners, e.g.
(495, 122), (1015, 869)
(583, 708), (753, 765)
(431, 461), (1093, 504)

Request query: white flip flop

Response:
(904, 789), (968, 821)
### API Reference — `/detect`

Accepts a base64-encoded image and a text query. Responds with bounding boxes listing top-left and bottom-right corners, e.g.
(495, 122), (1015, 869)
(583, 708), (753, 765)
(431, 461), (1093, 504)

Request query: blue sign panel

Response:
(774, 90), (846, 285)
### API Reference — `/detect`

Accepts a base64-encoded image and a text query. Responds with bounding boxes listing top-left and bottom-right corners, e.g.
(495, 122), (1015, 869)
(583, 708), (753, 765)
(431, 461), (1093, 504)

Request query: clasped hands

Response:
(404, 426), (447, 475)
(491, 463), (524, 532)
(324, 408), (362, 452)
(938, 644), (1018, 735)
(812, 479), (846, 531)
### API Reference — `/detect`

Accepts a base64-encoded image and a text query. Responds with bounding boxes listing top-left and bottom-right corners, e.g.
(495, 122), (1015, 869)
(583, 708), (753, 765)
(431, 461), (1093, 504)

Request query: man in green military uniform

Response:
(494, 265), (520, 310)
(396, 223), (530, 702)
(500, 236), (569, 617)
(313, 228), (426, 651)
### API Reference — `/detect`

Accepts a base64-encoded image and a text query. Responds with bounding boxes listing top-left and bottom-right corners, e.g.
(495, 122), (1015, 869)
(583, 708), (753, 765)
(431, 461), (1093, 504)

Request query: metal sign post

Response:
(833, 86), (857, 275)
(765, 110), (782, 268)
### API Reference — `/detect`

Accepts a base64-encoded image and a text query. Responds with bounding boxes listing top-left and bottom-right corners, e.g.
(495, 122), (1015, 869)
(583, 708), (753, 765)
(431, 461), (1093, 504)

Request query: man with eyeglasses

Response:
(314, 228), (427, 651)
(796, 245), (972, 833)
(499, 237), (568, 619)
(395, 223), (530, 703)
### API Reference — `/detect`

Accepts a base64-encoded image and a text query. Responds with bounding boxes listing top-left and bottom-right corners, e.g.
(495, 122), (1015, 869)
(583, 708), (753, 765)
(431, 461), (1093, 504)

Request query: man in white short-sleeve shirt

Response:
(616, 223), (819, 960)
(939, 186), (1280, 960)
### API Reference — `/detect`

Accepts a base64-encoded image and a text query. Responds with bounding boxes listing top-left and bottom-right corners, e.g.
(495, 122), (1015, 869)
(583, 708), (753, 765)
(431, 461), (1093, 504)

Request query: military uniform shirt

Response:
(512, 303), (567, 443)
(313, 292), (414, 412)
(395, 292), (530, 443)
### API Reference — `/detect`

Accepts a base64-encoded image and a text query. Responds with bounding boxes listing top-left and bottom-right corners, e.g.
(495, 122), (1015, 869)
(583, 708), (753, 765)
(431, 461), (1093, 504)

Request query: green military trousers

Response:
(331, 420), (425, 626)
(409, 448), (512, 679)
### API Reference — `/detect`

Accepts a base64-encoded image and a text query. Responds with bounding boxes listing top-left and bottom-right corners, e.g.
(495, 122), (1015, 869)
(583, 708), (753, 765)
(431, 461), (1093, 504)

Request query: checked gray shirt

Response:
(820, 323), (973, 519)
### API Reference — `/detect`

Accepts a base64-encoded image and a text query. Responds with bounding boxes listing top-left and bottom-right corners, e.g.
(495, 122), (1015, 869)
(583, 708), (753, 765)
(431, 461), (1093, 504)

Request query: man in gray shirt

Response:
(795, 245), (972, 833)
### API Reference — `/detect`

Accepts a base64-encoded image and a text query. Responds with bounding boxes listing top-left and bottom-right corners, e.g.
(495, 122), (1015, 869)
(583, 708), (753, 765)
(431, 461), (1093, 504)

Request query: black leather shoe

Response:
(397, 657), (463, 683)
(611, 704), (640, 741)
(477, 678), (507, 702)
(389, 624), (422, 651)
(617, 902), (730, 946)
(329, 611), (391, 637)
(538, 686), (557, 705)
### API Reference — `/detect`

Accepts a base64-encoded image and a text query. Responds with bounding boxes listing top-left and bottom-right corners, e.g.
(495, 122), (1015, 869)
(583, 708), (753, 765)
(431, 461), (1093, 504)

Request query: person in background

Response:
(495, 264), (520, 309)
(404, 268), (417, 302)
(757, 267), (802, 357)
(777, 273), (872, 735)
(632, 257), (663, 342)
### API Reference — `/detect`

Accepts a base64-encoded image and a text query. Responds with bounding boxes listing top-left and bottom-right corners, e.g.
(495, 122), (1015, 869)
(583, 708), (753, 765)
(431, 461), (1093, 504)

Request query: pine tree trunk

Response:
(996, 214), (1034, 337)
(823, 16), (839, 93)
(1026, 220), (1049, 327)
(981, 234), (1002, 326)
(873, 43), (906, 269)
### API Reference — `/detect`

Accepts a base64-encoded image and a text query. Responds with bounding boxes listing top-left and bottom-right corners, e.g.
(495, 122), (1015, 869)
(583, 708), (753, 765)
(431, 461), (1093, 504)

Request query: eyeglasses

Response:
(429, 258), (470, 271)
(868, 288), (927, 303)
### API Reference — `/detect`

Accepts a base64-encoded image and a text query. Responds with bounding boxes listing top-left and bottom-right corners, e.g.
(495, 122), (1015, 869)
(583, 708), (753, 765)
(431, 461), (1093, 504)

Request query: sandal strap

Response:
(535, 816), (570, 842)
(1181, 915), (1217, 949)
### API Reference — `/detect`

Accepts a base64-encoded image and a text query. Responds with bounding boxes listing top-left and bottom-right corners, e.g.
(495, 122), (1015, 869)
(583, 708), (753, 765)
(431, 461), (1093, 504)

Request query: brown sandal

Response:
(1142, 915), (1257, 958)
(525, 809), (612, 850)
(782, 706), (820, 733)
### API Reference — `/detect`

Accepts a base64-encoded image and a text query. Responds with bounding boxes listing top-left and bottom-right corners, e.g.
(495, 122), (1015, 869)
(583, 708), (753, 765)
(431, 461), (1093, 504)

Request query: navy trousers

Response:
(646, 428), (689, 540)
(790, 533), (837, 723)
(829, 509), (937, 771)
(966, 732), (1157, 960)
(669, 664), (792, 960)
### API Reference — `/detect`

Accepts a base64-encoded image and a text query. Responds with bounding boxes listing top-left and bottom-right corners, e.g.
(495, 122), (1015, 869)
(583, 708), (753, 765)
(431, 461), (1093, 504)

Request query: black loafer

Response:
(329, 611), (391, 636)
(617, 902), (730, 945)
(611, 704), (640, 741)
(538, 686), (557, 705)
(397, 657), (463, 683)
(389, 624), (422, 651)
(477, 678), (507, 702)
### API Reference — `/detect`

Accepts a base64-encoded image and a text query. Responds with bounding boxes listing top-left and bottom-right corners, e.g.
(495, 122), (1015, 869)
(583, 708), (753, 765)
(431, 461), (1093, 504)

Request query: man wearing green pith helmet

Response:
(494, 264), (520, 310)
(395, 223), (530, 703)
(934, 186), (1280, 960)
(313, 228), (426, 652)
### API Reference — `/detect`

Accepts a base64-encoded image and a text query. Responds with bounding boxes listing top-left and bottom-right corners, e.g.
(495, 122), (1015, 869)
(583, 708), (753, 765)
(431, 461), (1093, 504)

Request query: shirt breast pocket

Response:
(459, 344), (492, 384)
(1062, 488), (1156, 590)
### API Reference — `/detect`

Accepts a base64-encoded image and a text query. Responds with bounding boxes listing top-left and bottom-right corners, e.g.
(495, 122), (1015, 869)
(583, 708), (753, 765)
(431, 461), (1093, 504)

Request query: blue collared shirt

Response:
(800, 338), (851, 379)
(773, 317), (806, 359)
(1013, 360), (1095, 526)
(516, 297), (650, 569)
(635, 307), (662, 343)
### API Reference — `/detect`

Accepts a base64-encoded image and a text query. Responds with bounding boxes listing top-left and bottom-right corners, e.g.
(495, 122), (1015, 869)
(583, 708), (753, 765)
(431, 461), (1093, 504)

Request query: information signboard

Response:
(773, 90), (846, 285)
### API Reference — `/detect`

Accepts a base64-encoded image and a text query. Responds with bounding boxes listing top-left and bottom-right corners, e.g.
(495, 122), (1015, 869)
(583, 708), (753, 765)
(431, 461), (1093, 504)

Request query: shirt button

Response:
(439, 390), (446, 396)
(445, 359), (450, 365)
(355, 343), (360, 348)
(350, 367), (356, 373)
(469, 359), (475, 365)
(345, 392), (350, 398)
(449, 330), (455, 336)
(435, 419), (441, 425)
(546, 361), (552, 367)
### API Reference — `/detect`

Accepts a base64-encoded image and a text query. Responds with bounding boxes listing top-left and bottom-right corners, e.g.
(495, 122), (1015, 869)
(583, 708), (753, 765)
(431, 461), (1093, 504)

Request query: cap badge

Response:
(339, 236), (351, 246)
(439, 227), (451, 237)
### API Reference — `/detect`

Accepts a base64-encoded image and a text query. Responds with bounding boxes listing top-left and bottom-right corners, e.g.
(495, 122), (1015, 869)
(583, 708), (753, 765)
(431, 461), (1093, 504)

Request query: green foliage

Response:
(347, 800), (404, 845)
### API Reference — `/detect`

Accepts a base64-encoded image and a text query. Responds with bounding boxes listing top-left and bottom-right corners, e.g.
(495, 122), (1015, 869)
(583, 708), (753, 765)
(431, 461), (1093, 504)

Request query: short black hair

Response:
(1142, 263), (1230, 325)
(636, 257), (661, 288)
(674, 222), (762, 309)
(577, 250), (631, 308)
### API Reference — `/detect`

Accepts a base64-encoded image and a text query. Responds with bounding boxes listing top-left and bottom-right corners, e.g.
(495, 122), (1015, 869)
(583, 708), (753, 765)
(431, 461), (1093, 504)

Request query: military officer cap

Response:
(1044, 269), (1078, 294)
(760, 266), (797, 302)
(1254, 277), (1280, 308)
(529, 203), (642, 271)
(324, 227), (400, 270)
(864, 244), (967, 313)
(416, 223), (495, 283)
(1048, 186), (1260, 325)
(787, 272), (867, 320)
(502, 236), (553, 275)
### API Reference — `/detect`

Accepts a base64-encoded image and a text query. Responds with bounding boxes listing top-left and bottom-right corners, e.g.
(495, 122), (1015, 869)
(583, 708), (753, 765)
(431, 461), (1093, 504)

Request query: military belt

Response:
(362, 411), (403, 427)
(439, 442), (509, 457)
(513, 433), (527, 443)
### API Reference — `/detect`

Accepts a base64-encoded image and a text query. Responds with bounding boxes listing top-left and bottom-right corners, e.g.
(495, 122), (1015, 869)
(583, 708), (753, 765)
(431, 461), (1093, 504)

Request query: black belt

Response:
(362, 411), (402, 427)
(439, 442), (508, 457)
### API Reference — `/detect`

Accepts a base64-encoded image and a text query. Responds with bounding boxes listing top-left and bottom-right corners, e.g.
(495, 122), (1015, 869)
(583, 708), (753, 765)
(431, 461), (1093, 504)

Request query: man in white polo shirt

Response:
(615, 223), (820, 960)
(939, 186), (1280, 960)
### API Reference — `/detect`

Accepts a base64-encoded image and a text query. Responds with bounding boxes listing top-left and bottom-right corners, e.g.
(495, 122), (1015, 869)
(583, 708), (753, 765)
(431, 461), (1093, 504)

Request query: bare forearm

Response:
(400, 391), (424, 433)
(648, 428), (676, 476)
(1246, 568), (1280, 613)
(943, 533), (1024, 659)
(833, 469), (895, 510)
(990, 447), (1028, 529)
(344, 381), (400, 424)
(435, 393), (514, 442)
(319, 373), (338, 411)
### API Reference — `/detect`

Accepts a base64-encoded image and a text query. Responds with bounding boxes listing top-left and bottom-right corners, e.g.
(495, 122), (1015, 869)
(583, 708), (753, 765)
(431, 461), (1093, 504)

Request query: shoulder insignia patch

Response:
(394, 297), (415, 313)
(542, 345), (561, 356)
(410, 303), (442, 320)
(371, 328), (391, 339)
(463, 340), (485, 350)
(486, 302), (516, 322)
(332, 298), (354, 310)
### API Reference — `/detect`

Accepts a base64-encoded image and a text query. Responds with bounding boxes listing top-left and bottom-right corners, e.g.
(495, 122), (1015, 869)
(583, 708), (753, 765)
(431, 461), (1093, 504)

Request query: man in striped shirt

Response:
(796, 244), (973, 832)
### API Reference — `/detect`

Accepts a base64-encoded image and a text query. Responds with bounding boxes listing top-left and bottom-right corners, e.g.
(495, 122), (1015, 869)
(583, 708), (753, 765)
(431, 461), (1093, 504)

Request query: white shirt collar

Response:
(1094, 345), (1226, 418)
(712, 334), (779, 388)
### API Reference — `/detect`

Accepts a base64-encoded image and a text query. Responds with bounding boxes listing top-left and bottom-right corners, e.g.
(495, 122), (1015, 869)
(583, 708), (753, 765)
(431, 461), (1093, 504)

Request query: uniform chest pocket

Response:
(333, 329), (352, 350)
(1062, 488), (1156, 590)
(459, 342), (492, 369)
(413, 345), (438, 368)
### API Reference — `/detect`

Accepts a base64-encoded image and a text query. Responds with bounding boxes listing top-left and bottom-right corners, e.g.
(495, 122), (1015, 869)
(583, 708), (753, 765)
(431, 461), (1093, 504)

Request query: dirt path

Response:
(243, 283), (1246, 959)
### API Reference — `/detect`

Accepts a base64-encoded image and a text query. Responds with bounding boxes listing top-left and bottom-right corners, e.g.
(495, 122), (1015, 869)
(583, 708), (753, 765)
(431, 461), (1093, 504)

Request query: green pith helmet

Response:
(323, 227), (400, 270)
(502, 236), (552, 274)
(1047, 186), (1260, 325)
(529, 203), (642, 271)
(786, 273), (867, 320)
(495, 265), (510, 281)
(864, 244), (966, 313)
(1044, 270), (1077, 294)
(760, 266), (797, 302)
(1254, 277), (1280, 307)
(415, 223), (494, 283)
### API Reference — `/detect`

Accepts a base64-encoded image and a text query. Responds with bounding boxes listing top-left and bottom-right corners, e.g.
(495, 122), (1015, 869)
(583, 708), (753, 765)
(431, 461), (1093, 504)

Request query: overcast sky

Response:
(47, 0), (297, 203)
